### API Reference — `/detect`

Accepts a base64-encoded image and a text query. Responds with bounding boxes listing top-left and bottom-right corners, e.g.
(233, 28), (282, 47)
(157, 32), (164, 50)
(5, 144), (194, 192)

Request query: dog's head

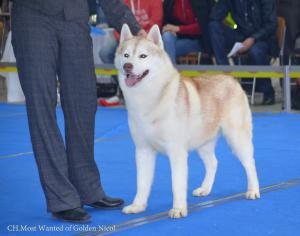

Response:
(115, 24), (172, 90)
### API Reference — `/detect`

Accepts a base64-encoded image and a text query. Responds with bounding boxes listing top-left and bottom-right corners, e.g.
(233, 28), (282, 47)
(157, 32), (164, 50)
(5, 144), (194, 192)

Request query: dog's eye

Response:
(139, 54), (147, 59)
(124, 53), (130, 58)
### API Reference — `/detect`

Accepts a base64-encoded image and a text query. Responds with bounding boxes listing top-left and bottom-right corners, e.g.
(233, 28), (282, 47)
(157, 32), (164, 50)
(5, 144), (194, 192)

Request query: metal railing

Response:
(1, 62), (300, 112)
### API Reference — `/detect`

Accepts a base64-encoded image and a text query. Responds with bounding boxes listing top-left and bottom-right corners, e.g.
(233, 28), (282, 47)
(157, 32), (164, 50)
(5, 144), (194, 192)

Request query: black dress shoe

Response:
(52, 207), (91, 223)
(86, 196), (124, 209)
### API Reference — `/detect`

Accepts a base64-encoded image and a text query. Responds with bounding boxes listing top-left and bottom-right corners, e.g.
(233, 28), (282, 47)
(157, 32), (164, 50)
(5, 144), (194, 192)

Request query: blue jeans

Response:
(209, 21), (274, 96)
(209, 21), (272, 65)
(99, 37), (118, 63)
(162, 32), (201, 64)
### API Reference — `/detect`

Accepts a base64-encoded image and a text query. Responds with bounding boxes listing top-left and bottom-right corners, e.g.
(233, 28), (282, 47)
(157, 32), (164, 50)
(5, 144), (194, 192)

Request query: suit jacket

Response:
(14, 0), (141, 34)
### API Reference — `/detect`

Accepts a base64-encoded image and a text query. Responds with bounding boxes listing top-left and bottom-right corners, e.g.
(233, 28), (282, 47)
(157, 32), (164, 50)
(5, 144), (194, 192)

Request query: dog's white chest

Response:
(129, 114), (171, 152)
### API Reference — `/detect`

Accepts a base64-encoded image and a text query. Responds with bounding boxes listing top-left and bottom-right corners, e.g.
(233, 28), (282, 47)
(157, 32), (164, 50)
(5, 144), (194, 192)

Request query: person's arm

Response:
(162, 23), (200, 36)
(162, 0), (201, 36)
(251, 0), (277, 41)
(178, 23), (200, 36)
(98, 0), (141, 35)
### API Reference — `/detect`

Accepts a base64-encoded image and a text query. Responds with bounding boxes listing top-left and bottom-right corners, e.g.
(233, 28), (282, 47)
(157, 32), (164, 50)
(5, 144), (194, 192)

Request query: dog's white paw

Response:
(245, 190), (260, 199)
(192, 187), (211, 197)
(168, 208), (188, 218)
(122, 204), (146, 214)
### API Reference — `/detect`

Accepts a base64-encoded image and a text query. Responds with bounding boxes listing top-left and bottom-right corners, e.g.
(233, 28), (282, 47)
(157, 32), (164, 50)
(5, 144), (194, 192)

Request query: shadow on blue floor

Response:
(0, 104), (299, 236)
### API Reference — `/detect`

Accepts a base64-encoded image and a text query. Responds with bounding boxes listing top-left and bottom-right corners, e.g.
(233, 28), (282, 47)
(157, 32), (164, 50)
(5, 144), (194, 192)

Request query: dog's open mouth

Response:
(125, 70), (149, 87)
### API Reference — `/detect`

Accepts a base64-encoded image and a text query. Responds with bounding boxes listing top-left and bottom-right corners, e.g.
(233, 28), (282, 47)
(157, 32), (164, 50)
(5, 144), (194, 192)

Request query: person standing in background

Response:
(11, 0), (145, 223)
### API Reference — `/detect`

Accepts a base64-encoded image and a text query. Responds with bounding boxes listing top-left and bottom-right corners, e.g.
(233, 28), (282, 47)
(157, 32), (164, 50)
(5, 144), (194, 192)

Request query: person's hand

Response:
(137, 29), (147, 38)
(238, 37), (255, 54)
(162, 24), (180, 35)
(136, 9), (150, 28)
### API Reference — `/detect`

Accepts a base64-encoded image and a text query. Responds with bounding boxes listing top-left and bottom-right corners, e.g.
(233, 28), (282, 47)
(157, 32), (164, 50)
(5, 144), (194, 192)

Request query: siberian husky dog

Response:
(114, 24), (260, 218)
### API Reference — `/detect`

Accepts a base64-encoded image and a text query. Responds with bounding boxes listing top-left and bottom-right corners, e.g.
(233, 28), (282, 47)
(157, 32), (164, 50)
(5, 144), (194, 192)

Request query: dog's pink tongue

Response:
(125, 75), (139, 87)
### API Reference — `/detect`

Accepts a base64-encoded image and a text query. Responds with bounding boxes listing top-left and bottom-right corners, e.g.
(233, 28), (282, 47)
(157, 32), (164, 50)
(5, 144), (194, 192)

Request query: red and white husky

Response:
(114, 24), (260, 218)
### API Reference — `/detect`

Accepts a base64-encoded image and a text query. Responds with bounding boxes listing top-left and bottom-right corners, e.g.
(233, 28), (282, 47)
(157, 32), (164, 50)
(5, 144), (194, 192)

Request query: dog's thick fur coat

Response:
(115, 24), (260, 218)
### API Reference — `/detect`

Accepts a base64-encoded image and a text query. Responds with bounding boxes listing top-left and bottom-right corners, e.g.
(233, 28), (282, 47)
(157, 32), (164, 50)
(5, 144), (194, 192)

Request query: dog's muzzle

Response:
(125, 70), (149, 87)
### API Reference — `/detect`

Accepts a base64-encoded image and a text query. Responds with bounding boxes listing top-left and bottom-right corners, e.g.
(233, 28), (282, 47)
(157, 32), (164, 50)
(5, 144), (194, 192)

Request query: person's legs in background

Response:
(175, 37), (201, 58)
(209, 21), (241, 65)
(162, 31), (201, 64)
(247, 41), (275, 105)
(99, 38), (118, 64)
(210, 21), (275, 105)
(162, 32), (177, 64)
(98, 37), (121, 107)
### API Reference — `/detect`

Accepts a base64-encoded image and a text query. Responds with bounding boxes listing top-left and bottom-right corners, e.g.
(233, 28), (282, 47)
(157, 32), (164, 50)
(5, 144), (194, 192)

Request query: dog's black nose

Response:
(123, 63), (133, 72)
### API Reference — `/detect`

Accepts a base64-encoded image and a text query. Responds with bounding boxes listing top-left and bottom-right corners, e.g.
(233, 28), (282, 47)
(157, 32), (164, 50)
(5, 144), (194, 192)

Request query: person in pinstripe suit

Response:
(11, 0), (145, 223)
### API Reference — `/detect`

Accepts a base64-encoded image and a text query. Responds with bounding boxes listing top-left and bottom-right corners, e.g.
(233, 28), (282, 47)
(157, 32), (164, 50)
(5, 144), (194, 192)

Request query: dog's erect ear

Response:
(147, 25), (164, 49)
(120, 24), (133, 43)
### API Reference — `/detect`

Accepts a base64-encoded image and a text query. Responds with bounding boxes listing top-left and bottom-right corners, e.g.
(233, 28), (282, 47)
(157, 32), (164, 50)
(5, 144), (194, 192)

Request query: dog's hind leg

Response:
(193, 139), (218, 197)
(168, 148), (188, 218)
(222, 106), (260, 199)
(123, 147), (156, 214)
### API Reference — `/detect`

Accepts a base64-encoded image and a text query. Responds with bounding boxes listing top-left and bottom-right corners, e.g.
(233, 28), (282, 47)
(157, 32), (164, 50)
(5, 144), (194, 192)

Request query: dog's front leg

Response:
(123, 147), (156, 214)
(168, 148), (188, 218)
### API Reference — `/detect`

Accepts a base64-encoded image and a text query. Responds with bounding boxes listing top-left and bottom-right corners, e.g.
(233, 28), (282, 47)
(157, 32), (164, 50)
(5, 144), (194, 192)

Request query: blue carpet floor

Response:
(0, 104), (299, 236)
